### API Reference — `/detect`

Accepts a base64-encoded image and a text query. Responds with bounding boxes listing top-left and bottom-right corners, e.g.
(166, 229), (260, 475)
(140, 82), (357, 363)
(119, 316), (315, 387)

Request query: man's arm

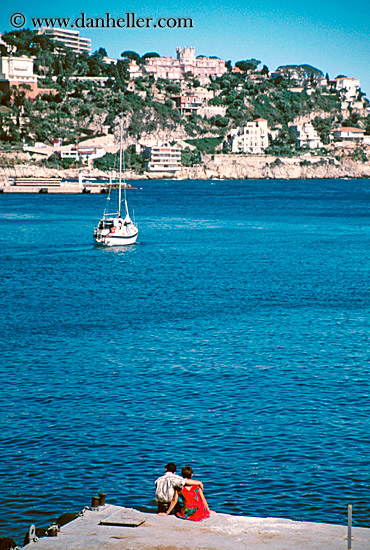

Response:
(159, 491), (178, 516)
(184, 478), (204, 490)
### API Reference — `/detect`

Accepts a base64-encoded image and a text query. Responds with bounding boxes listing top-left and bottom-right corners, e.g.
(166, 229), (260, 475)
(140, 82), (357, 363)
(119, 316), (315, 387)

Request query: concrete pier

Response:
(21, 504), (370, 549)
(1, 182), (134, 194)
(1, 184), (107, 194)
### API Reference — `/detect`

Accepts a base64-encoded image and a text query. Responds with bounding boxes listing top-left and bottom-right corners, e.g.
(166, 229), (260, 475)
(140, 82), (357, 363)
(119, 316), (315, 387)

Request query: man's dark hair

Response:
(181, 465), (193, 479)
(165, 462), (177, 473)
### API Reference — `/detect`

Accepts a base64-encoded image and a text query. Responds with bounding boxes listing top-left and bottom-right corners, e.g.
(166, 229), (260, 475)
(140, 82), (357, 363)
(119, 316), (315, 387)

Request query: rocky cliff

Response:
(1, 154), (370, 183)
(177, 154), (370, 180)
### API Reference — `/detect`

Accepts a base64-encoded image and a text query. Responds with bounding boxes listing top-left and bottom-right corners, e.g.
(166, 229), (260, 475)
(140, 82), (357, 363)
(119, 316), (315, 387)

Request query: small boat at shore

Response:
(93, 125), (138, 247)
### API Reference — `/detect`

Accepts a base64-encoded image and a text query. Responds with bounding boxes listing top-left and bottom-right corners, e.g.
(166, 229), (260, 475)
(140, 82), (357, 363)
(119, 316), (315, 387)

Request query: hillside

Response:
(1, 29), (370, 172)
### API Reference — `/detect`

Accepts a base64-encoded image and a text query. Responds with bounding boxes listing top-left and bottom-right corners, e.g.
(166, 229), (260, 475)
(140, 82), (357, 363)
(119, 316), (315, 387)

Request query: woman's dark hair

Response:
(181, 465), (193, 479)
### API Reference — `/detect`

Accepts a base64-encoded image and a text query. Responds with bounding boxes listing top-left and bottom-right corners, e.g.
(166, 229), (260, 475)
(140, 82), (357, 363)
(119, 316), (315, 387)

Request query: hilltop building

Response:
(228, 119), (269, 154)
(271, 66), (307, 86)
(332, 77), (360, 100)
(36, 28), (91, 54)
(129, 47), (226, 85)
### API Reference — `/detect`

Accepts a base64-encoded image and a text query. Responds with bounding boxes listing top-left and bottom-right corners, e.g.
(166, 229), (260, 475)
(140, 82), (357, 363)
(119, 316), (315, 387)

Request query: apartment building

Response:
(144, 143), (182, 174)
(36, 28), (91, 54)
(289, 122), (322, 149)
(228, 119), (269, 154)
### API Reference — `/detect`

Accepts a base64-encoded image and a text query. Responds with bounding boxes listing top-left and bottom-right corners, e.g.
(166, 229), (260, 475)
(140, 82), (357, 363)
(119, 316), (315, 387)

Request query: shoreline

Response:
(1, 154), (370, 186)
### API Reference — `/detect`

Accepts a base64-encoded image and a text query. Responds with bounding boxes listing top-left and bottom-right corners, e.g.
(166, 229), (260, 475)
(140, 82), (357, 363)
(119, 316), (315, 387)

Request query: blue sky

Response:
(2, 0), (370, 95)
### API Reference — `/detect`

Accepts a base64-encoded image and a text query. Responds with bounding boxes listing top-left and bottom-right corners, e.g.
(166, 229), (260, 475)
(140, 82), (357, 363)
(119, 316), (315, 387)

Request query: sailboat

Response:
(93, 125), (138, 247)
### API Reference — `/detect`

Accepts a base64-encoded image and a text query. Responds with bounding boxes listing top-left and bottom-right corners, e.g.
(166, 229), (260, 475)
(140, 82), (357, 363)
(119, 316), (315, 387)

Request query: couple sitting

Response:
(155, 462), (212, 521)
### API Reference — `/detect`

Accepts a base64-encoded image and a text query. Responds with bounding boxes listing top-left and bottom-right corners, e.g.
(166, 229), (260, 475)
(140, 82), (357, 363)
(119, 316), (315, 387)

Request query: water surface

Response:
(1, 179), (370, 543)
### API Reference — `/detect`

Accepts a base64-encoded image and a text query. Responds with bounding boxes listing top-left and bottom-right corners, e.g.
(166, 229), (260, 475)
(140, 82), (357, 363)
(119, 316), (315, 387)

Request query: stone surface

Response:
(21, 504), (370, 550)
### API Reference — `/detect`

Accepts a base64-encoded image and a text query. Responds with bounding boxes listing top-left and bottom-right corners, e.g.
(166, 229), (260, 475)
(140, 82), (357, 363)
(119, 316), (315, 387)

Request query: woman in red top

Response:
(164, 465), (211, 521)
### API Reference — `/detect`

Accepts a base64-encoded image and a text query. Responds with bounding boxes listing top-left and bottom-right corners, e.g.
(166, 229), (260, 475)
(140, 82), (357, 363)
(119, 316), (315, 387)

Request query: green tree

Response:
(1, 29), (34, 55)
(121, 50), (141, 62)
(88, 49), (107, 76)
(235, 59), (261, 72)
(181, 148), (201, 166)
(141, 52), (160, 60)
(312, 116), (335, 144)
(342, 112), (361, 128)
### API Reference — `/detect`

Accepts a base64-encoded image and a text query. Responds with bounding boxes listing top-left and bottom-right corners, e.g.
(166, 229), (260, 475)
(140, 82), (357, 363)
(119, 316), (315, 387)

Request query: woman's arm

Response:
(198, 487), (211, 513)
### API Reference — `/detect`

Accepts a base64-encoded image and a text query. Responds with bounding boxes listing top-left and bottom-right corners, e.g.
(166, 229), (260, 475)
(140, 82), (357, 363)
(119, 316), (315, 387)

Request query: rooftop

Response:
(334, 127), (365, 132)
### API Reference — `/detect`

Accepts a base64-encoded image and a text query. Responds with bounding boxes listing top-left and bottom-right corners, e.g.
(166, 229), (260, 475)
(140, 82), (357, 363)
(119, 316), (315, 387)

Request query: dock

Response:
(21, 504), (370, 549)
(0, 182), (135, 194)
(0, 182), (108, 194)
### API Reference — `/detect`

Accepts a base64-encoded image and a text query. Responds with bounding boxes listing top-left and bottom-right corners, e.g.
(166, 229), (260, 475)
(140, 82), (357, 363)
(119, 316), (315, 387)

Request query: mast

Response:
(118, 120), (123, 217)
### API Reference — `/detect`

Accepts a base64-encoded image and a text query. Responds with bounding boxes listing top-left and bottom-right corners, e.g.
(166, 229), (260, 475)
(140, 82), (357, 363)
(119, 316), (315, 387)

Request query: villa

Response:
(129, 47), (227, 85)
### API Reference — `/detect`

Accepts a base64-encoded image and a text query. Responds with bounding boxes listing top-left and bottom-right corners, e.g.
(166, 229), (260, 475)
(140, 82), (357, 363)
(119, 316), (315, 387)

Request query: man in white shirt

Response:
(155, 462), (204, 514)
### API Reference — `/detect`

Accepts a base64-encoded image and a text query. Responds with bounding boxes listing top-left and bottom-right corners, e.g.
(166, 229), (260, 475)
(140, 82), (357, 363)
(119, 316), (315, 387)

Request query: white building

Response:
(0, 56), (37, 83)
(128, 60), (143, 79)
(36, 28), (91, 54)
(228, 119), (269, 154)
(0, 55), (38, 96)
(332, 127), (369, 143)
(289, 122), (322, 149)
(103, 57), (117, 65)
(60, 147), (106, 163)
(144, 143), (182, 174)
(313, 77), (329, 88)
(332, 77), (360, 100)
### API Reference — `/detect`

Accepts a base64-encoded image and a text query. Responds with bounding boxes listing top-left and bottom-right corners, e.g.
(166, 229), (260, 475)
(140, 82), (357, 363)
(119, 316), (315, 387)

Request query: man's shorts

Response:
(157, 502), (170, 513)
(157, 501), (182, 514)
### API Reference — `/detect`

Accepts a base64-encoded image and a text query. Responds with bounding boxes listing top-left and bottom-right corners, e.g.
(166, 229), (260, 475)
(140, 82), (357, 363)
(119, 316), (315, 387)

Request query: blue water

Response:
(1, 179), (370, 544)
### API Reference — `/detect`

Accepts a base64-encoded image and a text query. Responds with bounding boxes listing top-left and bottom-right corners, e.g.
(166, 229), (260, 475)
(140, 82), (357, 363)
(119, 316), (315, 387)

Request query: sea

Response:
(1, 178), (370, 544)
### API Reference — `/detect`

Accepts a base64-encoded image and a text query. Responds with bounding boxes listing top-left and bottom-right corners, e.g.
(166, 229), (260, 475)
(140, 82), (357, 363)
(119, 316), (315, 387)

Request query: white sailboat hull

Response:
(94, 218), (138, 247)
(95, 230), (138, 247)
